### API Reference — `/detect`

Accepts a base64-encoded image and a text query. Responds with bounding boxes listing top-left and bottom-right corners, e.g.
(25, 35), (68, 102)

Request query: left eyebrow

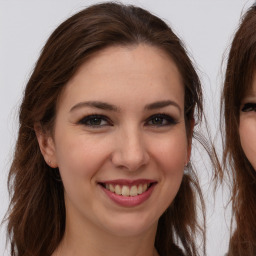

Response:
(144, 100), (181, 113)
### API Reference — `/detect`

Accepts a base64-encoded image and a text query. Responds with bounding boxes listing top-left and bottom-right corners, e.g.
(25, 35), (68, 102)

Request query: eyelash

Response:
(78, 113), (177, 128)
(78, 114), (112, 127)
(145, 113), (178, 126)
(241, 103), (256, 112)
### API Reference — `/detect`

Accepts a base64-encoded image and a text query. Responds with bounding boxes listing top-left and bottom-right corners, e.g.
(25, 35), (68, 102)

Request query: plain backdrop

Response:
(0, 0), (254, 255)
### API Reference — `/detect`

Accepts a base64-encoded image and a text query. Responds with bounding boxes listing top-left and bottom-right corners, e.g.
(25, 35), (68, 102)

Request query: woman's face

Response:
(239, 73), (256, 170)
(40, 44), (191, 238)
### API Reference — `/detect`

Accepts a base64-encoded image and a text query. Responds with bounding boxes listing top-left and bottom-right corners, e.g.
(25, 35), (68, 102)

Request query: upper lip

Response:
(98, 179), (157, 186)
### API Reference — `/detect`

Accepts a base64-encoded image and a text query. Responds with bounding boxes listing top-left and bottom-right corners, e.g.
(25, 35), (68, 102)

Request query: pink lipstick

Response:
(98, 179), (156, 207)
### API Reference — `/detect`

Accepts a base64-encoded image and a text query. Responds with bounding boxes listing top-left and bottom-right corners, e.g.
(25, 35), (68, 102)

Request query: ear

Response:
(34, 123), (58, 168)
(185, 118), (195, 166)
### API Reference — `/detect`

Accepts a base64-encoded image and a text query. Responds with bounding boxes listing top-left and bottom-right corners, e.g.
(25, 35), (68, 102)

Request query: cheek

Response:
(151, 131), (188, 167)
(149, 132), (187, 209)
(161, 140), (187, 179)
(239, 118), (256, 170)
(54, 133), (110, 184)
(148, 129), (188, 185)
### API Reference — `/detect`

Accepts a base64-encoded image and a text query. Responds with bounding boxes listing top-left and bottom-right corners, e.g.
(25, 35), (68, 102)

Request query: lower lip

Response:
(101, 184), (156, 207)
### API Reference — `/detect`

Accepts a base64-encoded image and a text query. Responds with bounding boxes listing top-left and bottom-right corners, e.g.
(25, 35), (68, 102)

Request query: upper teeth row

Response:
(105, 184), (149, 197)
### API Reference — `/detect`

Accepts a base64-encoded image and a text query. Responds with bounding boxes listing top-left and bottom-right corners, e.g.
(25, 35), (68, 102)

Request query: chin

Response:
(101, 213), (158, 237)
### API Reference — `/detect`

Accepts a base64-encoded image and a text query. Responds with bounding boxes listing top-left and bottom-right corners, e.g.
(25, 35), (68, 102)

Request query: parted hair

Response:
(7, 2), (207, 256)
(222, 5), (256, 256)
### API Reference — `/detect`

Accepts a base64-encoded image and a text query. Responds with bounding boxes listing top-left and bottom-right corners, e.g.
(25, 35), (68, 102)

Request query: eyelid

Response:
(145, 113), (178, 126)
(241, 103), (256, 112)
(78, 114), (113, 127)
(76, 113), (178, 128)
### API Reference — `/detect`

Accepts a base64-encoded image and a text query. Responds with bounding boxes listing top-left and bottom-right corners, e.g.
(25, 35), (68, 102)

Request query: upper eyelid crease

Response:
(241, 95), (256, 103)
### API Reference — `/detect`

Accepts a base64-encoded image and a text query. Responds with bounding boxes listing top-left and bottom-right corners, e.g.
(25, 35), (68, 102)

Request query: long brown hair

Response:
(7, 2), (208, 256)
(222, 5), (256, 256)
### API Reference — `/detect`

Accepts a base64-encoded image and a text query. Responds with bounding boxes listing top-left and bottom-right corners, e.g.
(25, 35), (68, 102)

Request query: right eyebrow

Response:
(69, 101), (120, 112)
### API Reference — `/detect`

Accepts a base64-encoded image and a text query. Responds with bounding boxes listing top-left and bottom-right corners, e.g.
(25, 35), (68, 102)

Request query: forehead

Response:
(73, 44), (181, 79)
(57, 44), (184, 110)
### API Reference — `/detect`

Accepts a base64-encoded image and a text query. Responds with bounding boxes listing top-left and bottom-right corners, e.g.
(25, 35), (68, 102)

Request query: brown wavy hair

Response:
(222, 4), (256, 256)
(6, 2), (210, 256)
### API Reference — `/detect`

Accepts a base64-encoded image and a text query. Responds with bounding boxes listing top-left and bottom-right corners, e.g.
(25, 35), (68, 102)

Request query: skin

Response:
(240, 73), (256, 170)
(36, 44), (192, 256)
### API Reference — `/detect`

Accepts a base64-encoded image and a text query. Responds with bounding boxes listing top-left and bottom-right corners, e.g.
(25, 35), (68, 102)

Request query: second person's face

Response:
(48, 44), (191, 238)
(240, 72), (256, 170)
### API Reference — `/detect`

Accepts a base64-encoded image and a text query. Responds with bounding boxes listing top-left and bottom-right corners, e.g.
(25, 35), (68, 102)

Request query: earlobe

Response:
(185, 145), (192, 166)
(34, 123), (58, 168)
(186, 118), (195, 165)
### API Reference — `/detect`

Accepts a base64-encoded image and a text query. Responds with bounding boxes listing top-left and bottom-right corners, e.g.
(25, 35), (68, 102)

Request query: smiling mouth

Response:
(99, 182), (155, 197)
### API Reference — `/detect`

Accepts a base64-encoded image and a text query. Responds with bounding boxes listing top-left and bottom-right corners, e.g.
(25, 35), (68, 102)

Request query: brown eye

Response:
(88, 118), (104, 126)
(151, 116), (165, 125)
(241, 103), (256, 112)
(146, 114), (177, 126)
(78, 115), (111, 127)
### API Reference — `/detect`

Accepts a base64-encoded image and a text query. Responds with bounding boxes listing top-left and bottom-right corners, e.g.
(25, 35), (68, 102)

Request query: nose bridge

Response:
(112, 124), (149, 171)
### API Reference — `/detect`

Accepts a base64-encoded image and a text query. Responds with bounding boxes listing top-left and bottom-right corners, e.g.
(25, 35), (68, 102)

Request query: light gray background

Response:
(0, 0), (253, 255)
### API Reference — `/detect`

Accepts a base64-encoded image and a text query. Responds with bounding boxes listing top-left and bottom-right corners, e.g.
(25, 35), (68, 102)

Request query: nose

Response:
(111, 127), (150, 171)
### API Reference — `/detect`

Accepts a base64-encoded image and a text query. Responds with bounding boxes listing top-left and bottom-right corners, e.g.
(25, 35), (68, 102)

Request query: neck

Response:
(53, 210), (158, 256)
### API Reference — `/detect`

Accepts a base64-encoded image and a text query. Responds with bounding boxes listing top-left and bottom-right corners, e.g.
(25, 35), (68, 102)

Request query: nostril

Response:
(110, 133), (150, 171)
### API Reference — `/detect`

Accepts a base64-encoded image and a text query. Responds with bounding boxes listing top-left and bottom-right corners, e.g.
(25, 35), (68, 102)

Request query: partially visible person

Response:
(222, 3), (256, 256)
(6, 2), (217, 256)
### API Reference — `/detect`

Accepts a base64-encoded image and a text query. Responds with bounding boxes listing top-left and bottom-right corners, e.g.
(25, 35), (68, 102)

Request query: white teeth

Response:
(122, 185), (130, 196)
(104, 183), (151, 197)
(115, 185), (122, 195)
(109, 184), (115, 192)
(130, 185), (138, 196)
(137, 184), (143, 194)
